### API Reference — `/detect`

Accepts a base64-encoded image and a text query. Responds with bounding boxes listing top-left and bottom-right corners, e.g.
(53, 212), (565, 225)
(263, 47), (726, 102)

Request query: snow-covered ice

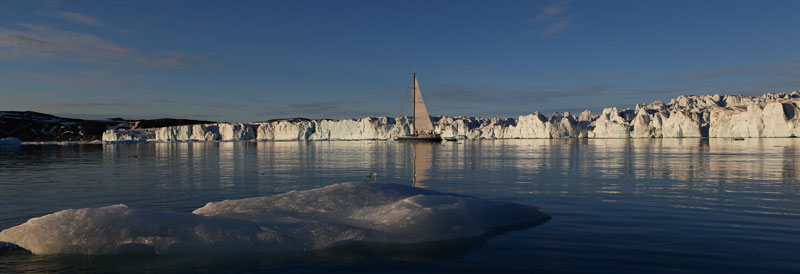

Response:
(101, 91), (800, 142)
(0, 182), (549, 255)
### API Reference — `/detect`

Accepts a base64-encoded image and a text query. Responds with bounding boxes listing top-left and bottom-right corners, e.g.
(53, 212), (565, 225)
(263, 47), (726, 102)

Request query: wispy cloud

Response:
(38, 0), (127, 32)
(139, 51), (210, 69)
(35, 70), (142, 88)
(184, 98), (250, 110)
(0, 23), (134, 61)
(426, 82), (618, 105)
(20, 95), (247, 121)
(530, 0), (575, 38)
(445, 65), (495, 72)
(41, 10), (127, 32)
(6, 94), (142, 110)
(425, 84), (506, 103)
(0, 23), (209, 69)
(535, 0), (570, 22)
(44, 11), (101, 27)
(254, 99), (385, 119)
(141, 93), (251, 110)
(661, 59), (800, 90)
(41, 0), (61, 9)
(662, 65), (766, 81)
(41, 101), (134, 108)
(650, 58), (800, 96)
(537, 16), (575, 38)
(423, 82), (620, 117)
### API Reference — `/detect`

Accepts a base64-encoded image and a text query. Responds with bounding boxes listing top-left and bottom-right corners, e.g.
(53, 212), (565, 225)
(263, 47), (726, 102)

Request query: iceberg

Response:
(102, 128), (155, 143)
(0, 182), (549, 255)
(100, 91), (800, 142)
(588, 107), (631, 138)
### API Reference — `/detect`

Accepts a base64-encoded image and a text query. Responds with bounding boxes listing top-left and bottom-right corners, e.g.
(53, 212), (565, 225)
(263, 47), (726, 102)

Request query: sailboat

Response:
(395, 72), (443, 141)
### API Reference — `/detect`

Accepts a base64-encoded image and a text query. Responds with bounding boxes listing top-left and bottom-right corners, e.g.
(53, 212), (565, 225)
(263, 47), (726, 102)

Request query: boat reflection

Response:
(411, 142), (435, 188)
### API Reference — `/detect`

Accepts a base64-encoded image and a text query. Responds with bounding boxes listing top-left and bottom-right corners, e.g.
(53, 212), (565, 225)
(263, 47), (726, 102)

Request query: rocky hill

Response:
(0, 111), (212, 142)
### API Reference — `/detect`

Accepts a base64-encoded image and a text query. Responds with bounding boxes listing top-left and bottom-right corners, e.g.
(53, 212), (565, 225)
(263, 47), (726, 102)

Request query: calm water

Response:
(1, 139), (799, 273)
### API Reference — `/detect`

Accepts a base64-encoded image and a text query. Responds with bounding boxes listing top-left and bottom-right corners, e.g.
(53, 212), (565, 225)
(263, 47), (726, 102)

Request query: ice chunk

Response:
(0, 204), (302, 255)
(0, 182), (549, 255)
(0, 137), (21, 147)
(589, 107), (631, 138)
(661, 110), (702, 138)
(102, 129), (155, 143)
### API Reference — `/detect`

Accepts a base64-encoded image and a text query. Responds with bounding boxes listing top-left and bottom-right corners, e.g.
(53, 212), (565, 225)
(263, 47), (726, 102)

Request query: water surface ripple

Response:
(0, 139), (798, 273)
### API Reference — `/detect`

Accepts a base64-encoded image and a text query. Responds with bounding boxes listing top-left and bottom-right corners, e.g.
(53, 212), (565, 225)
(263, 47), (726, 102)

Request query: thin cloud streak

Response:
(662, 65), (766, 81)
(0, 23), (135, 61)
(41, 10), (128, 32)
(537, 16), (575, 38)
(424, 81), (677, 117)
(35, 70), (142, 88)
(445, 65), (495, 72)
(40, 101), (135, 108)
(139, 51), (209, 69)
(0, 23), (209, 69)
(254, 100), (383, 119)
(426, 82), (618, 105)
(661, 59), (800, 93)
(138, 93), (251, 110)
(41, 0), (61, 9)
(44, 11), (101, 26)
(530, 0), (575, 38)
(535, 0), (571, 22)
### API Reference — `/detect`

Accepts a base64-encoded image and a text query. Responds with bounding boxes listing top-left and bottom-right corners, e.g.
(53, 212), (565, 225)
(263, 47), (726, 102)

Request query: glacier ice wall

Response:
(102, 91), (800, 142)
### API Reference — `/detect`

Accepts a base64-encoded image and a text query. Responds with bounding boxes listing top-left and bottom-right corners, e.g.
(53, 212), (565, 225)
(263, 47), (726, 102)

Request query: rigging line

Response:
(398, 76), (412, 119)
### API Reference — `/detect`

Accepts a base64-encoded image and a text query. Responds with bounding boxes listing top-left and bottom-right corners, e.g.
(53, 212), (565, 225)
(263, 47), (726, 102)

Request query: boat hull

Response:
(394, 135), (443, 142)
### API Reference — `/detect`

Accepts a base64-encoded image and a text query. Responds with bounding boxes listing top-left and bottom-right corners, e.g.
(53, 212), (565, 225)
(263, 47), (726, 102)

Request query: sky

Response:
(1, 0), (799, 122)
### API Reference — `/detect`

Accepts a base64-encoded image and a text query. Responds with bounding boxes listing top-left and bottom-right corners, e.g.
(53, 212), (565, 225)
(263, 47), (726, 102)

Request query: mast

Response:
(412, 71), (416, 135)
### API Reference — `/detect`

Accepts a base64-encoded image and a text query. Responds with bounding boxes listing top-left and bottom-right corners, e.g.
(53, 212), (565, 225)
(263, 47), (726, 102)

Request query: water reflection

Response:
(411, 142), (435, 188)
(3, 139), (799, 198)
(231, 138), (800, 195)
(0, 235), (497, 274)
(3, 139), (800, 225)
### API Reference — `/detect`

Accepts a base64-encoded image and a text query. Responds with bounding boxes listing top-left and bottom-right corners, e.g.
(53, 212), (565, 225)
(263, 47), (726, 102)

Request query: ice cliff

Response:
(103, 91), (800, 142)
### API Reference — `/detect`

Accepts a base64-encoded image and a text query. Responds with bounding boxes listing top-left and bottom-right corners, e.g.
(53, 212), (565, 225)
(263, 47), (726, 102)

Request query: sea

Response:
(0, 139), (798, 273)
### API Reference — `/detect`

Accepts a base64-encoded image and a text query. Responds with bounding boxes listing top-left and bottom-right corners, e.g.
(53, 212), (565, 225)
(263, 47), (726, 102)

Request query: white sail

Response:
(412, 73), (435, 133)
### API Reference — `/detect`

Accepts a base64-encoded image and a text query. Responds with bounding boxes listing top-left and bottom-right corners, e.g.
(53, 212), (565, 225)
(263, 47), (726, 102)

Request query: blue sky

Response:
(1, 0), (799, 122)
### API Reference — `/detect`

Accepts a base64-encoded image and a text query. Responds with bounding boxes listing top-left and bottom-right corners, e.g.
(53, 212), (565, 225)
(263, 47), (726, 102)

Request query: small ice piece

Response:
(0, 137), (21, 147)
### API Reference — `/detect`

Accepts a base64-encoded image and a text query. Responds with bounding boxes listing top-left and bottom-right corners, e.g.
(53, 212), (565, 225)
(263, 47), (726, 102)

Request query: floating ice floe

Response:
(0, 138), (21, 147)
(0, 182), (549, 255)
